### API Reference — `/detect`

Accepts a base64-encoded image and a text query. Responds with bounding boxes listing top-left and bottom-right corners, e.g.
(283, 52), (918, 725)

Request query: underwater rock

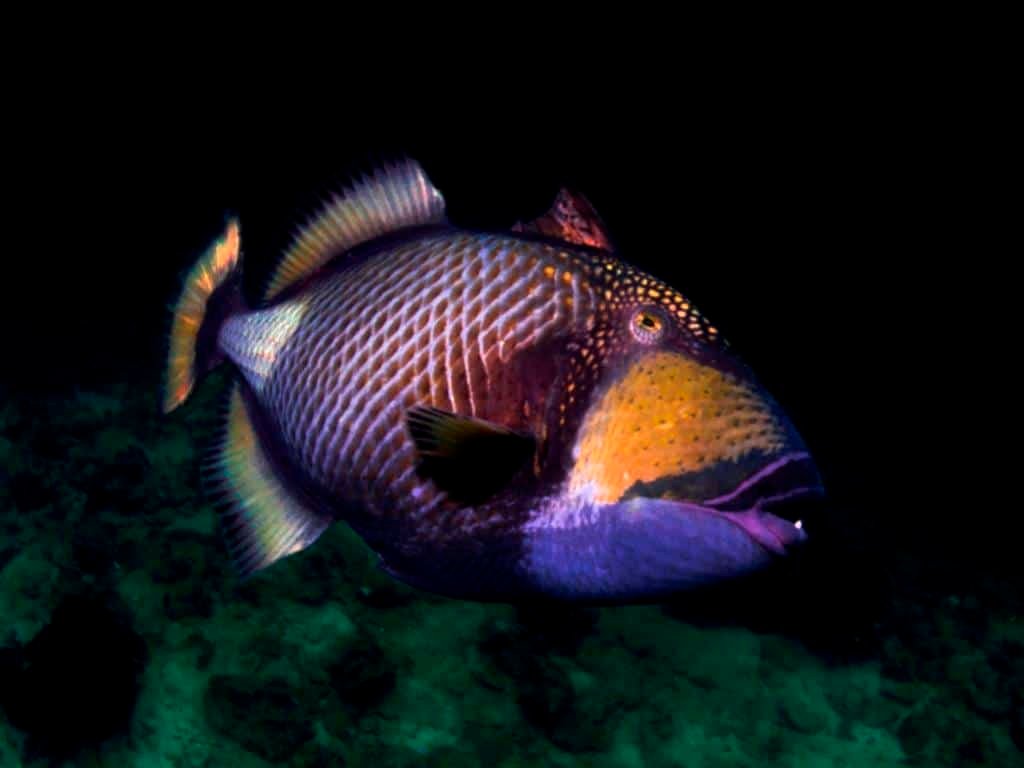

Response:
(148, 530), (219, 620)
(0, 435), (15, 481)
(204, 674), (314, 762)
(462, 721), (522, 766)
(234, 538), (347, 608)
(826, 683), (869, 724)
(289, 740), (346, 767)
(8, 471), (51, 512)
(515, 603), (599, 655)
(84, 452), (150, 514)
(356, 580), (416, 609)
(957, 738), (985, 765)
(990, 635), (1024, 667)
(321, 699), (355, 742)
(516, 659), (574, 739)
(879, 679), (932, 711)
(555, 694), (616, 753)
(286, 543), (345, 606)
(0, 593), (146, 757)
(478, 620), (535, 682)
(477, 607), (598, 671)
(94, 426), (149, 469)
(987, 637), (1024, 697)
(955, 594), (990, 646)
(896, 708), (933, 757)
(478, 620), (610, 753)
(70, 517), (120, 577)
(0, 646), (20, 693)
(150, 530), (217, 585)
(901, 692), (1015, 766)
(967, 661), (1009, 720)
(903, 605), (961, 682)
(183, 631), (215, 670)
(0, 548), (63, 645)
(955, 730), (1001, 766)
(28, 421), (76, 462)
(520, 661), (612, 753)
(162, 581), (214, 620)
(758, 635), (804, 675)
(777, 680), (830, 735)
(421, 745), (481, 768)
(945, 651), (979, 689)
(328, 631), (397, 712)
(880, 636), (916, 682)
(1012, 699), (1023, 752)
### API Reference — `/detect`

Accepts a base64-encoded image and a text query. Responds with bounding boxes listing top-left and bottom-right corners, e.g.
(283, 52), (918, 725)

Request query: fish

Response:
(163, 158), (824, 602)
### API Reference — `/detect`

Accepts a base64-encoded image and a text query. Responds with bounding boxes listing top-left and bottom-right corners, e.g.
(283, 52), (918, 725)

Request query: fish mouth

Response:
(526, 457), (824, 600)
(707, 506), (809, 555)
(655, 452), (824, 555)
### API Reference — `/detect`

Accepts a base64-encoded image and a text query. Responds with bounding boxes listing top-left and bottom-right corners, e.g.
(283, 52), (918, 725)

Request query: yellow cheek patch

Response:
(568, 351), (786, 503)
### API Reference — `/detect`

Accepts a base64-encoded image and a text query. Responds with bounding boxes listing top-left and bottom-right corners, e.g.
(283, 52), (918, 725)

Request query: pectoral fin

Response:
(406, 406), (536, 504)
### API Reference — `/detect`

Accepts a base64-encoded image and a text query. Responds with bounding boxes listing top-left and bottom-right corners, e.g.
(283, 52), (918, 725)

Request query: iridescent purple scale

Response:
(251, 231), (597, 534)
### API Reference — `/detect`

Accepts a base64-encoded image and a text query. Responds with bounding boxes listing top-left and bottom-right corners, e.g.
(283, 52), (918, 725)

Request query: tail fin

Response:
(163, 219), (245, 413)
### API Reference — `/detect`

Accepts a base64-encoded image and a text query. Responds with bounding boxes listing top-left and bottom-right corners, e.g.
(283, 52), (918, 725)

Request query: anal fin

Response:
(205, 383), (331, 577)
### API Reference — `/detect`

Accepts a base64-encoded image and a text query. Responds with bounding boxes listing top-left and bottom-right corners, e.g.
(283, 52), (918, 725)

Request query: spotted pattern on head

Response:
(589, 257), (721, 348)
(531, 257), (730, 459)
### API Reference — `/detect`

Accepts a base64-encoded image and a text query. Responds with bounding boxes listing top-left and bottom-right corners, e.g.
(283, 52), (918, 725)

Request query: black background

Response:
(3, 53), (1001, 585)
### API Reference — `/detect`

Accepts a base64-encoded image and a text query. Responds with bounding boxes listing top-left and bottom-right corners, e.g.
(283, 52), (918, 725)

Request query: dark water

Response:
(1, 96), (1013, 767)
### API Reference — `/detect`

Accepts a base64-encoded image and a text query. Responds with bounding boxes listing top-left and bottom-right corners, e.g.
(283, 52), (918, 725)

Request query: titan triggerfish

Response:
(163, 159), (823, 602)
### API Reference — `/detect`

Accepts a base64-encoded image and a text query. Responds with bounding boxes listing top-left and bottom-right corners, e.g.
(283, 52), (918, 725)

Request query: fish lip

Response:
(713, 507), (808, 555)
(654, 497), (811, 555)
(700, 449), (825, 549)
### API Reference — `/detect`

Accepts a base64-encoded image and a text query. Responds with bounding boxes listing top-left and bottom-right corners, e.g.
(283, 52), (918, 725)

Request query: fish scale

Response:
(230, 232), (594, 530)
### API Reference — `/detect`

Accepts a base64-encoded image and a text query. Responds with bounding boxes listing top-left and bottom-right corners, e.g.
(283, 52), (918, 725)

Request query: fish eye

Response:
(630, 307), (665, 344)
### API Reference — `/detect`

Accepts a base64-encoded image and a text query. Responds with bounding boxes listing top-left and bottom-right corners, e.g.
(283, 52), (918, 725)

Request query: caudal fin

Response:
(163, 219), (245, 413)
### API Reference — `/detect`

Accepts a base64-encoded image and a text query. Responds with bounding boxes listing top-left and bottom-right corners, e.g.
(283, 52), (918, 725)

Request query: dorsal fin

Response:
(264, 159), (446, 301)
(512, 188), (613, 251)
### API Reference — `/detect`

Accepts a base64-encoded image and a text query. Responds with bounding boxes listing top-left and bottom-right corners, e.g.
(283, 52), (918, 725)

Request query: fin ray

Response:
(206, 383), (331, 577)
(164, 219), (243, 413)
(264, 159), (446, 301)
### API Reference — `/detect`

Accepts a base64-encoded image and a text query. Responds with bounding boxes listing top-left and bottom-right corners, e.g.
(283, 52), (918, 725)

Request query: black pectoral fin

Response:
(406, 406), (536, 504)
